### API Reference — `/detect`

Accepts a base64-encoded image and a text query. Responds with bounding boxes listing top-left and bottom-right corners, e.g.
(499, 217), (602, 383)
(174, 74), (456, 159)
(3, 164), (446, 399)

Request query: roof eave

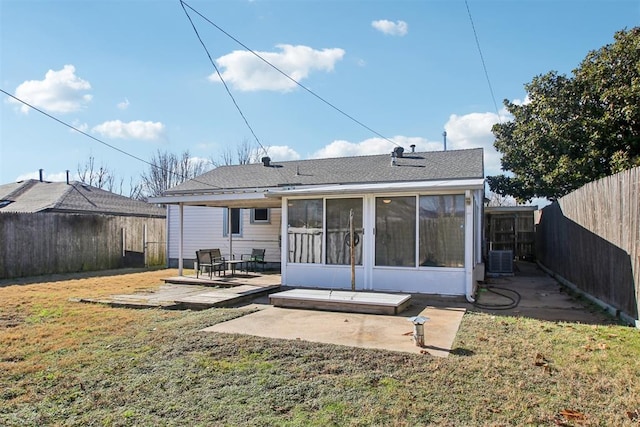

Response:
(266, 178), (485, 197)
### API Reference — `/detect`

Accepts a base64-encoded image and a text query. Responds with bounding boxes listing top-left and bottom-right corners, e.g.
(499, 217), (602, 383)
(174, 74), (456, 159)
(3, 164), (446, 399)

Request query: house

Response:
(0, 178), (166, 217)
(0, 178), (166, 278)
(151, 147), (485, 301)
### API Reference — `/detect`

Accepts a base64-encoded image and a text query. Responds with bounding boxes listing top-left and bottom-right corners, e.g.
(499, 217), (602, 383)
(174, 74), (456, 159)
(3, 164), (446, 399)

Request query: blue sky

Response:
(1, 0), (638, 200)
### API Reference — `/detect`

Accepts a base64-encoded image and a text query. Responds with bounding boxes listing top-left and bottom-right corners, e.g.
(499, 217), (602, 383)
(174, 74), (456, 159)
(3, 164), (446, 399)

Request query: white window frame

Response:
(223, 208), (243, 237)
(251, 208), (270, 224)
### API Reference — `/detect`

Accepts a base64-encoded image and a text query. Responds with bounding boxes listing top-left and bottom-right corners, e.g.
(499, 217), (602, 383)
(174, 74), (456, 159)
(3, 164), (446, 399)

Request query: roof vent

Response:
(39, 168), (44, 182)
(390, 151), (397, 166)
(410, 144), (416, 153)
(261, 156), (271, 167)
(393, 146), (404, 158)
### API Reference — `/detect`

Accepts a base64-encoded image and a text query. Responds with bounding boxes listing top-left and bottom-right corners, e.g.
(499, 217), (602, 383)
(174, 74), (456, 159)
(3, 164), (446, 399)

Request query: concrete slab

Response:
(475, 262), (618, 324)
(73, 283), (280, 310)
(201, 304), (466, 357)
(269, 289), (411, 315)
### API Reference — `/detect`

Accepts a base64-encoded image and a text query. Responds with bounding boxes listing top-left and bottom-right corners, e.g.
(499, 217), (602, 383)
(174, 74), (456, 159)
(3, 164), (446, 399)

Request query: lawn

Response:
(1, 269), (639, 426)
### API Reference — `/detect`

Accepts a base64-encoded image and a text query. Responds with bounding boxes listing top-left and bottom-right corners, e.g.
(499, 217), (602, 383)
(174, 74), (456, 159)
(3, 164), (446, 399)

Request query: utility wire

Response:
(465, 0), (502, 122)
(0, 89), (223, 191)
(180, 0), (402, 148)
(180, 0), (268, 158)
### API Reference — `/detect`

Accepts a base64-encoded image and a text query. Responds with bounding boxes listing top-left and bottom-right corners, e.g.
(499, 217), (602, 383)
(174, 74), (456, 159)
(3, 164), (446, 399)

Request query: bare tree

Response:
(211, 138), (262, 166)
(218, 147), (235, 167)
(236, 138), (255, 165)
(139, 149), (211, 198)
(486, 191), (517, 207)
(77, 156), (115, 191)
(128, 177), (145, 200)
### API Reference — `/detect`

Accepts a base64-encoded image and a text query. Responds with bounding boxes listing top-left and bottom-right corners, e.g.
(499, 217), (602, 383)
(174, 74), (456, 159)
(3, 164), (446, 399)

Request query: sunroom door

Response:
(325, 198), (363, 265)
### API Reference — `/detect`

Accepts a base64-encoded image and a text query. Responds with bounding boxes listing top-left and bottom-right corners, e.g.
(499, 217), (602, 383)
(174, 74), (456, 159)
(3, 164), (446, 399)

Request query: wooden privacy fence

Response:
(0, 212), (166, 279)
(536, 167), (639, 323)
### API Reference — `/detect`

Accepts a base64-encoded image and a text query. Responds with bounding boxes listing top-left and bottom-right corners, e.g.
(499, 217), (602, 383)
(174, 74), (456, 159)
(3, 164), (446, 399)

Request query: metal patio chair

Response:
(241, 248), (266, 272)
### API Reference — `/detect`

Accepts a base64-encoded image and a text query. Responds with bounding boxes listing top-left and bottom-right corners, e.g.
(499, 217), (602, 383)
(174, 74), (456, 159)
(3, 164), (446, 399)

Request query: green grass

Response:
(1, 270), (639, 426)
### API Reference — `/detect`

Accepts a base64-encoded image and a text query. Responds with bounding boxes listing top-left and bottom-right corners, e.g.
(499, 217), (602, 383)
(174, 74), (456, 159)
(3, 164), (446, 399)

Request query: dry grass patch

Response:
(1, 269), (639, 426)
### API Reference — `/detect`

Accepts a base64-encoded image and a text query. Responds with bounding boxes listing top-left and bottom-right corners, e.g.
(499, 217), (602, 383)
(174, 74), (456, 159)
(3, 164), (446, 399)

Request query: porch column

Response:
(464, 190), (475, 302)
(178, 202), (184, 276)
(228, 207), (233, 260)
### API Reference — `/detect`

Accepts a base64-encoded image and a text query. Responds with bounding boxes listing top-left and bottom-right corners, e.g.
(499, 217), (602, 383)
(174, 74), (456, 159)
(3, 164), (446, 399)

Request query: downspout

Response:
(178, 203), (184, 276)
(464, 190), (475, 303)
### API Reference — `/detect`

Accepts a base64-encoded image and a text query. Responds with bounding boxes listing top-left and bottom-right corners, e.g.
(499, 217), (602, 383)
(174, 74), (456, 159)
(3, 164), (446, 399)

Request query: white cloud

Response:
(444, 111), (502, 177)
(258, 111), (504, 178)
(92, 120), (165, 140)
(117, 98), (130, 110)
(70, 120), (89, 133)
(512, 95), (531, 106)
(210, 44), (345, 92)
(11, 65), (92, 114)
(371, 19), (408, 36)
(310, 136), (441, 159)
(263, 145), (301, 161)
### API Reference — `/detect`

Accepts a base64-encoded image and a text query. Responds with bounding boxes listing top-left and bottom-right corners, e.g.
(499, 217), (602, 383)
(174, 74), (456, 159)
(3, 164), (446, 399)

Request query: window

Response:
(326, 198), (363, 265)
(375, 196), (416, 267)
(251, 208), (270, 224)
(223, 208), (242, 236)
(287, 199), (322, 263)
(419, 195), (465, 267)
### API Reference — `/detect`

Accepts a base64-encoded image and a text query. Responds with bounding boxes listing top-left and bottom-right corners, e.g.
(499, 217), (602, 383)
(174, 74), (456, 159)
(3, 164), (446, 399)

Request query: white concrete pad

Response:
(201, 305), (466, 357)
(269, 289), (411, 314)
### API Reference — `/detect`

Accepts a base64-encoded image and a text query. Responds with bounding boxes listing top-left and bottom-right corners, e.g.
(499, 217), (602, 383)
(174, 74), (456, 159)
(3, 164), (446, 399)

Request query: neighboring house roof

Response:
(164, 148), (484, 195)
(0, 180), (165, 217)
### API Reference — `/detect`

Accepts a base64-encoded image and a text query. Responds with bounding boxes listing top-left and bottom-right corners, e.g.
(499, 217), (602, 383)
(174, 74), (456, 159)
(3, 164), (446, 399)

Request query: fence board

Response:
(537, 167), (640, 323)
(0, 212), (165, 279)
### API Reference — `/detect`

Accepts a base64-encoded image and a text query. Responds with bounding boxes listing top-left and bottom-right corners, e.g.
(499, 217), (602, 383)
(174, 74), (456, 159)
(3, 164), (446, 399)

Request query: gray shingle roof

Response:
(165, 148), (484, 195)
(0, 180), (165, 217)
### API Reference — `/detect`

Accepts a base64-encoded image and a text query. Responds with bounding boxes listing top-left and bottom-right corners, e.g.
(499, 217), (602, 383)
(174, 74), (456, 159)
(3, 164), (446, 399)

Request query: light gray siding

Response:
(168, 205), (281, 263)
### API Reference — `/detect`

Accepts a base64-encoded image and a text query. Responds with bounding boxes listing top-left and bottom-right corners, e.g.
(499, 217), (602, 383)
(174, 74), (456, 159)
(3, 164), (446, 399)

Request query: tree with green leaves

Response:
(488, 27), (640, 202)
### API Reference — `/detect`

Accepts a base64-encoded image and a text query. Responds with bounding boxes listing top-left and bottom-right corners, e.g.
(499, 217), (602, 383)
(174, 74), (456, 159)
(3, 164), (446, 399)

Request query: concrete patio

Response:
(72, 261), (618, 358)
(202, 303), (466, 357)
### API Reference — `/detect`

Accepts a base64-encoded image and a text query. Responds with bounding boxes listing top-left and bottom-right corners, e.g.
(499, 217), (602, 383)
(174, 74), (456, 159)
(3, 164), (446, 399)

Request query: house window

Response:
(419, 195), (465, 267)
(375, 196), (416, 267)
(287, 199), (322, 263)
(251, 208), (270, 224)
(326, 198), (363, 265)
(223, 208), (242, 237)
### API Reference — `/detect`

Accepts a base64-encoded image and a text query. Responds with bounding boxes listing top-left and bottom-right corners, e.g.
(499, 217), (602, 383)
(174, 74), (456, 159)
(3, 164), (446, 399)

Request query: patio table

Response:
(226, 259), (247, 276)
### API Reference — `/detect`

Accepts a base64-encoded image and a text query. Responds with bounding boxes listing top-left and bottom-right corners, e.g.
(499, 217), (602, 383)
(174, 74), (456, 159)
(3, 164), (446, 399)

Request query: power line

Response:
(0, 88), (223, 191)
(465, 0), (502, 122)
(180, 0), (401, 148)
(180, 0), (268, 158)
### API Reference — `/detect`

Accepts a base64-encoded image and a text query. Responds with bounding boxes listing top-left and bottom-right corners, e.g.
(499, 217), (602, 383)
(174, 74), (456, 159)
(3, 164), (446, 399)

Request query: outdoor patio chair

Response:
(209, 248), (226, 276)
(195, 250), (214, 279)
(241, 248), (266, 272)
(196, 249), (226, 278)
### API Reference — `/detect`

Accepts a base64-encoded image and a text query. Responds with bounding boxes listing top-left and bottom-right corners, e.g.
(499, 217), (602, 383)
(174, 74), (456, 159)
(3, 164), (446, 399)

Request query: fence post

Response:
(143, 223), (148, 267)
